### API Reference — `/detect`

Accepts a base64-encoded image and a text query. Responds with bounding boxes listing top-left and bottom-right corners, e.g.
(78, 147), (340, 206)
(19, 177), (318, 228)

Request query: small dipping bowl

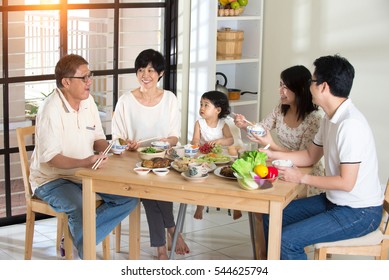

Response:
(133, 167), (151, 175)
(272, 159), (294, 168)
(152, 168), (170, 176)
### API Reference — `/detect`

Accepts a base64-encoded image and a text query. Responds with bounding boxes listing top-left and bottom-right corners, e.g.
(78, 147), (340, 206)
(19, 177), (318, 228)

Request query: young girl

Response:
(191, 90), (234, 219)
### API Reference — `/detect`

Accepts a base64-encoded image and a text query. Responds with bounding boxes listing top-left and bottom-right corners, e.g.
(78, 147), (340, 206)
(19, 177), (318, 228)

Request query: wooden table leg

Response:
(82, 178), (97, 260)
(267, 201), (283, 260)
(128, 200), (141, 259)
(249, 212), (267, 260)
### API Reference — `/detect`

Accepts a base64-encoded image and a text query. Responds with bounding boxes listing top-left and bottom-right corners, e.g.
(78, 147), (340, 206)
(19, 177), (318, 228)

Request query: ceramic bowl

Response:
(133, 167), (151, 175)
(272, 159), (293, 168)
(111, 144), (127, 155)
(152, 168), (170, 176)
(137, 147), (166, 160)
(184, 144), (199, 157)
(247, 124), (266, 137)
(151, 141), (170, 149)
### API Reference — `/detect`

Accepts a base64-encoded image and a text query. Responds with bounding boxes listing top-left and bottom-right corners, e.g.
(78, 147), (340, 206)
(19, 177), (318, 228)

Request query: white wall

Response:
(261, 0), (389, 185)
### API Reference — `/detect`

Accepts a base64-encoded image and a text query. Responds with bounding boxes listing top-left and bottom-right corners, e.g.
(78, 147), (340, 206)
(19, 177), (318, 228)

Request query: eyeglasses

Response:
(66, 73), (94, 83)
(309, 79), (318, 84)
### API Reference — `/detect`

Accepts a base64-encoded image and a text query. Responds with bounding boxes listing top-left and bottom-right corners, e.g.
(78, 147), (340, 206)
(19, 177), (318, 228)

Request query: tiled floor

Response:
(0, 204), (372, 260)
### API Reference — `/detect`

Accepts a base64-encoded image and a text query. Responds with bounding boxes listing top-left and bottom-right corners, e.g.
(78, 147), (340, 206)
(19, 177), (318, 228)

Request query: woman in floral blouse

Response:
(234, 65), (324, 196)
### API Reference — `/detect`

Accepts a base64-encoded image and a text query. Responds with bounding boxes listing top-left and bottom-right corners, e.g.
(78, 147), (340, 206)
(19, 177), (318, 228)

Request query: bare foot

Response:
(233, 210), (242, 220)
(175, 233), (190, 255)
(167, 227), (190, 255)
(194, 205), (204, 220)
(157, 245), (169, 260)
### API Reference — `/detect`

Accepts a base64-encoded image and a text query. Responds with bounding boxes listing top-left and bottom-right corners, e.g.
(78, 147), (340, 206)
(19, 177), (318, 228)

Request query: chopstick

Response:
(137, 136), (160, 144)
(231, 112), (255, 126)
(92, 141), (114, 170)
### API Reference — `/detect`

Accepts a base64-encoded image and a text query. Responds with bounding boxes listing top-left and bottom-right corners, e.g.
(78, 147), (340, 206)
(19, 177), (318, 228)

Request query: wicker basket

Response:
(217, 28), (244, 60)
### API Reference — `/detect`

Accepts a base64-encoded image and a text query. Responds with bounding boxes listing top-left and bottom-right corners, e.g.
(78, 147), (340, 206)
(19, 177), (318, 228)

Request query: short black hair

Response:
(280, 65), (318, 121)
(313, 54), (355, 98)
(201, 90), (231, 119)
(135, 49), (166, 76)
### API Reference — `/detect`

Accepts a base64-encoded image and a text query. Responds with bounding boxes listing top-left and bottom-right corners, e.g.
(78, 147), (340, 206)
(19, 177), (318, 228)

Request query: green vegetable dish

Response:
(142, 147), (158, 153)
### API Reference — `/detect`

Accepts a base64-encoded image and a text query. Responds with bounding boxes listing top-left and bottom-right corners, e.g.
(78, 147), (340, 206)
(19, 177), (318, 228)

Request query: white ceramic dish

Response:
(272, 159), (293, 168)
(247, 124), (266, 137)
(184, 144), (199, 157)
(151, 141), (170, 149)
(111, 144), (127, 155)
(197, 154), (232, 165)
(137, 147), (166, 160)
(133, 167), (151, 175)
(214, 166), (236, 180)
(181, 171), (208, 182)
(136, 161), (171, 170)
(152, 168), (170, 176)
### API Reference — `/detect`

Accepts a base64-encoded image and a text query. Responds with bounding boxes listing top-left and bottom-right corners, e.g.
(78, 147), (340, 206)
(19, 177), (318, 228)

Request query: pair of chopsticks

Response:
(92, 141), (115, 170)
(137, 136), (160, 144)
(231, 112), (255, 126)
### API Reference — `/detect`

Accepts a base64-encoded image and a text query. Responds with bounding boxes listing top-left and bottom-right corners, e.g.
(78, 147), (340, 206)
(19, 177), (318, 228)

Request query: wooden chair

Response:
(314, 179), (389, 260)
(16, 125), (111, 260)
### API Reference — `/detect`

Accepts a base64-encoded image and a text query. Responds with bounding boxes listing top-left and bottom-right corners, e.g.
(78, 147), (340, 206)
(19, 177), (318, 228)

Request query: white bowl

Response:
(152, 168), (170, 176)
(151, 141), (170, 149)
(111, 144), (127, 155)
(184, 144), (199, 157)
(272, 159), (293, 168)
(133, 167), (151, 175)
(247, 124), (266, 137)
(137, 147), (166, 160)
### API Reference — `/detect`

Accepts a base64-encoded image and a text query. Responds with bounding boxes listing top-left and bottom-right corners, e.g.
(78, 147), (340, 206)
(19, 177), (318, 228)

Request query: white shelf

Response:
(187, 1), (263, 141)
(216, 57), (259, 64)
(217, 15), (262, 21)
(230, 93), (258, 107)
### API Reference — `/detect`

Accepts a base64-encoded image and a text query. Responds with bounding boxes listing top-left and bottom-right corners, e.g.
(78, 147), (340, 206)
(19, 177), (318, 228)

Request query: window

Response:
(0, 0), (178, 225)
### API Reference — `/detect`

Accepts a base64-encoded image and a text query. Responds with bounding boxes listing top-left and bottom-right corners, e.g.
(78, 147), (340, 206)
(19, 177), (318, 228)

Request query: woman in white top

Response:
(112, 49), (189, 260)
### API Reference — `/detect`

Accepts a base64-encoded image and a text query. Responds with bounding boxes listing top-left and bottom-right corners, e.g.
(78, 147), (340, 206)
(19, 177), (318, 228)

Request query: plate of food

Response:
(171, 158), (217, 173)
(214, 165), (236, 180)
(170, 157), (199, 172)
(197, 153), (232, 165)
(136, 157), (171, 169)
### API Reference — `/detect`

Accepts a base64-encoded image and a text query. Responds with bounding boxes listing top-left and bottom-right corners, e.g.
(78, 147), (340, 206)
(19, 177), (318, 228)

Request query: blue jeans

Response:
(263, 193), (383, 260)
(34, 178), (138, 259)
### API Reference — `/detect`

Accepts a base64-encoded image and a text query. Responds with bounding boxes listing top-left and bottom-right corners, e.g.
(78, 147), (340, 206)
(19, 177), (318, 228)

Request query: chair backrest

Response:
(381, 179), (389, 236)
(16, 126), (35, 199)
(225, 117), (243, 146)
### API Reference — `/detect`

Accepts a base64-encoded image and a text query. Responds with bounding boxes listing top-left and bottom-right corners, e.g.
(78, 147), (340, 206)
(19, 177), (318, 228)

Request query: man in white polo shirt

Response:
(259, 54), (383, 260)
(30, 54), (138, 259)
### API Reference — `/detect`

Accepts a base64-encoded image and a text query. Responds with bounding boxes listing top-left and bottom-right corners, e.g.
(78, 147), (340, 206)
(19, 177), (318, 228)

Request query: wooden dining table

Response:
(76, 151), (309, 260)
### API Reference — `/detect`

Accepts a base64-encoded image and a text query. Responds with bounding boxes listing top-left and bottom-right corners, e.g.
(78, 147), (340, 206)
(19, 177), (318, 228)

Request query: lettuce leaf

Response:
(231, 151), (267, 179)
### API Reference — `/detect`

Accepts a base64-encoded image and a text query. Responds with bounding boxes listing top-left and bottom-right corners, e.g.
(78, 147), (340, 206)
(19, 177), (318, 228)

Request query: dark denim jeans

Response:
(263, 193), (383, 260)
(34, 178), (138, 259)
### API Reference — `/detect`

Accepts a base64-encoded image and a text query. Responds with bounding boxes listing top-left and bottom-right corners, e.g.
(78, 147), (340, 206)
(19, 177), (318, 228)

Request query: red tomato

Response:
(266, 166), (278, 179)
